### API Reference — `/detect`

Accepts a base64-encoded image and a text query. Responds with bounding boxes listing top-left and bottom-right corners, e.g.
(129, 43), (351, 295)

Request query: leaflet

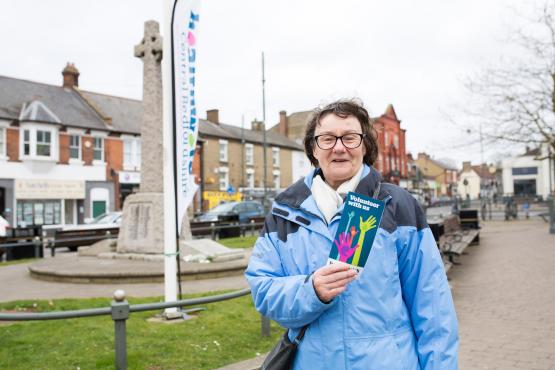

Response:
(327, 191), (385, 273)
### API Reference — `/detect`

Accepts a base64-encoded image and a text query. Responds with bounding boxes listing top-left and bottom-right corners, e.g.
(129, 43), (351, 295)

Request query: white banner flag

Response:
(171, 0), (200, 234)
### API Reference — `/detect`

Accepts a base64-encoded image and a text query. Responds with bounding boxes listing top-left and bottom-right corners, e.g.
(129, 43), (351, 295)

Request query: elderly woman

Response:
(245, 99), (458, 369)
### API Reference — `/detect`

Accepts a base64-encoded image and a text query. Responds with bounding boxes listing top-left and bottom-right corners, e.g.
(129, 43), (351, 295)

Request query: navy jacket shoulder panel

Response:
(275, 177), (311, 209)
(381, 183), (428, 233)
(259, 208), (300, 243)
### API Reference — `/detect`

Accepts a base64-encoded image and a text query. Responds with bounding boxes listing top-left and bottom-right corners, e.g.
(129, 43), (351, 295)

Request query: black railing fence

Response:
(0, 288), (271, 370)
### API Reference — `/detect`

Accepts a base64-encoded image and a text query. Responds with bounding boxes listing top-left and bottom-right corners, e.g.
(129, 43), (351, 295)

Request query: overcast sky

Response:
(0, 0), (536, 166)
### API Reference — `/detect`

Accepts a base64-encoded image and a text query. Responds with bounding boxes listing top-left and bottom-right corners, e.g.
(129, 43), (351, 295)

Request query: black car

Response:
(196, 201), (264, 224)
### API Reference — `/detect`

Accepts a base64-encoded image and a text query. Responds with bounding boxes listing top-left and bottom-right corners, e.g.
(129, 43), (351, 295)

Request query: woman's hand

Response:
(312, 263), (357, 303)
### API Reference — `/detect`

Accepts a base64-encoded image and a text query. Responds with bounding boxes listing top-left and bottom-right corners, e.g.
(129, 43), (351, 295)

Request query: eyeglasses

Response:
(313, 133), (366, 150)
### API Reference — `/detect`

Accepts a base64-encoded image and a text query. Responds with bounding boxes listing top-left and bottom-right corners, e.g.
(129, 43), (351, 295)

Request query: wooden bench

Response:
(48, 227), (119, 255)
(439, 214), (480, 266)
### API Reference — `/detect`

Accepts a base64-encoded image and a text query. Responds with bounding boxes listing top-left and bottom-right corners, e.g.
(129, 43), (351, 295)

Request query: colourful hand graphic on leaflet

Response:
(351, 215), (377, 266)
(335, 231), (359, 262)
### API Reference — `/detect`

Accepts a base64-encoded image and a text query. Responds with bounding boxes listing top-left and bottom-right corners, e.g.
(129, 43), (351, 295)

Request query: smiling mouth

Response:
(332, 159), (349, 163)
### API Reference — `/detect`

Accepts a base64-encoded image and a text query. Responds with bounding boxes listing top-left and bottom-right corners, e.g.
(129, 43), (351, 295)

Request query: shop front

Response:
(14, 179), (85, 227)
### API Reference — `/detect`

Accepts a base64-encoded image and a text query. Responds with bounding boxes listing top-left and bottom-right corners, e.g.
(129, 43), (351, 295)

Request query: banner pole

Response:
(162, 0), (178, 315)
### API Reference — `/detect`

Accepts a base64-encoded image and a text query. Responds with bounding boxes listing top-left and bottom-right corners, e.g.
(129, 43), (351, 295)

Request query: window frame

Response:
(93, 136), (104, 162)
(219, 139), (228, 162)
(272, 147), (280, 167)
(69, 134), (81, 160)
(19, 124), (58, 161)
(245, 143), (254, 165)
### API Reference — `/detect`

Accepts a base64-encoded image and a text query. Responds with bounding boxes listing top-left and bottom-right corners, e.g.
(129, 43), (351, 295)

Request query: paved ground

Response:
(451, 218), (555, 370)
(2, 217), (555, 369)
(0, 252), (248, 302)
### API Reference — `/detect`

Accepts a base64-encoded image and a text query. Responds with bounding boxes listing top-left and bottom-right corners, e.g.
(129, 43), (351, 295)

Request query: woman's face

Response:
(313, 113), (366, 189)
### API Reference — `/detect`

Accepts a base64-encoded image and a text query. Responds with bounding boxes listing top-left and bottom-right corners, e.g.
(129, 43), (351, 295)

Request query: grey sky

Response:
(0, 0), (532, 166)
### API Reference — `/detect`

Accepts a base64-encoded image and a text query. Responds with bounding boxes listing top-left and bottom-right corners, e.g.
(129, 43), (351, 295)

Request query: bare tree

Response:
(464, 1), (555, 191)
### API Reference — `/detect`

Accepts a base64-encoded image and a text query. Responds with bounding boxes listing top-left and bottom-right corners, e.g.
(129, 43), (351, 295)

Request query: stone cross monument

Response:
(117, 21), (166, 254)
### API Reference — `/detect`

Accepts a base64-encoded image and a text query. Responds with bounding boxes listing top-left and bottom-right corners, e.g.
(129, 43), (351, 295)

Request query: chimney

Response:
(251, 119), (264, 131)
(278, 110), (288, 136)
(462, 161), (472, 172)
(62, 62), (80, 88)
(207, 109), (219, 124)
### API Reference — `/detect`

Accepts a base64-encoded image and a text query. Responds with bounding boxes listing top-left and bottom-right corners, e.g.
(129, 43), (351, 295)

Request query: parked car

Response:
(65, 211), (122, 231)
(195, 201), (264, 224)
(47, 212), (122, 252)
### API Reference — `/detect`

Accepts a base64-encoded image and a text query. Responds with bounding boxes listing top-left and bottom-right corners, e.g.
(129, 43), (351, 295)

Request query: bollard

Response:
(261, 314), (271, 337)
(49, 239), (56, 257)
(111, 289), (129, 370)
(210, 222), (216, 240)
(33, 236), (41, 258)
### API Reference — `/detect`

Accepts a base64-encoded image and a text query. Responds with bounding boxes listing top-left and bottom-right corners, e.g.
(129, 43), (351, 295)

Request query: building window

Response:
(36, 130), (51, 156)
(124, 139), (133, 166)
(219, 171), (229, 191)
(219, 140), (228, 162)
(0, 127), (5, 156)
(21, 127), (57, 159)
(273, 173), (280, 189)
(272, 147), (280, 167)
(384, 132), (389, 145)
(17, 200), (61, 226)
(93, 137), (104, 161)
(123, 137), (141, 169)
(512, 167), (538, 176)
(245, 144), (253, 165)
(23, 129), (31, 156)
(69, 135), (80, 159)
(246, 171), (254, 189)
(394, 135), (399, 148)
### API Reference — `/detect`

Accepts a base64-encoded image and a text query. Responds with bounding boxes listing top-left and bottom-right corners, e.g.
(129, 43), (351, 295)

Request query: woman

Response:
(245, 99), (459, 369)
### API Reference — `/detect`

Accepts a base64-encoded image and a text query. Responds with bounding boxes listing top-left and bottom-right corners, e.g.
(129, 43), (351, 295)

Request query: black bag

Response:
(261, 326), (308, 370)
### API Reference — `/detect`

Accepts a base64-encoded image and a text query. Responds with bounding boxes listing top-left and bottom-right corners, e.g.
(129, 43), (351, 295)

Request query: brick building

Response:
(0, 64), (142, 227)
(270, 104), (408, 184)
(197, 110), (306, 211)
(413, 152), (458, 198)
(0, 65), (307, 225)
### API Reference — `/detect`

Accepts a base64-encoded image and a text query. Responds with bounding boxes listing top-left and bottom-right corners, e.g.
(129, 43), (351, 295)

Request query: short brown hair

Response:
(303, 99), (378, 167)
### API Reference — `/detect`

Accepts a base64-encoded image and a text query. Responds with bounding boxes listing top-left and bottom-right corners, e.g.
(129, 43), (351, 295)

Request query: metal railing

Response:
(0, 288), (270, 370)
(1, 221), (264, 261)
(190, 219), (264, 239)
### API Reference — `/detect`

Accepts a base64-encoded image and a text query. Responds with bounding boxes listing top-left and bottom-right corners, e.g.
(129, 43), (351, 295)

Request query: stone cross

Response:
(134, 20), (163, 193)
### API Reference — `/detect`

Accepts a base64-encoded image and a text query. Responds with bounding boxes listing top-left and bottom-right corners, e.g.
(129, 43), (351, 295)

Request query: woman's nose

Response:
(332, 138), (347, 152)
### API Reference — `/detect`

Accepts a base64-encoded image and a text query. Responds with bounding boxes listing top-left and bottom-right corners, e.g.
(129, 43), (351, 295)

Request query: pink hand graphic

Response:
(334, 231), (359, 262)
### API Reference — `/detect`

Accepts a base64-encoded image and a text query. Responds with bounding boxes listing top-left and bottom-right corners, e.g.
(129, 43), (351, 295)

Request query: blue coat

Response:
(245, 166), (459, 369)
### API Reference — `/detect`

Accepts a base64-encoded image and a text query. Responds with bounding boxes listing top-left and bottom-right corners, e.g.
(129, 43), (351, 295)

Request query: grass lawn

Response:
(0, 258), (39, 267)
(217, 235), (258, 249)
(0, 292), (282, 370)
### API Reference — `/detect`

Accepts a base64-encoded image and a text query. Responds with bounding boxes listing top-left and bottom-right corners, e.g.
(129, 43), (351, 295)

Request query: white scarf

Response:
(311, 165), (364, 224)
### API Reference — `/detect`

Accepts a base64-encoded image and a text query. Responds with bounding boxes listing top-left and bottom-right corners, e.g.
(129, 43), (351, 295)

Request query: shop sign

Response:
(203, 191), (242, 210)
(119, 171), (141, 184)
(15, 179), (85, 199)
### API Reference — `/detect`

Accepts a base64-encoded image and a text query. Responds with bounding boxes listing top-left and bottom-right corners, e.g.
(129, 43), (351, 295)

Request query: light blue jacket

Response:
(245, 166), (459, 369)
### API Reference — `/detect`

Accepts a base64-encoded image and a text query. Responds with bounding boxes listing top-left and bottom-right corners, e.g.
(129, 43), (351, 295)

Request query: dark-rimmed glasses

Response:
(314, 133), (366, 150)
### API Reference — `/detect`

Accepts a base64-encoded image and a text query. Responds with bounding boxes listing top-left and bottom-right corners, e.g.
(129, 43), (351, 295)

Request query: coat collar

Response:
(275, 164), (385, 213)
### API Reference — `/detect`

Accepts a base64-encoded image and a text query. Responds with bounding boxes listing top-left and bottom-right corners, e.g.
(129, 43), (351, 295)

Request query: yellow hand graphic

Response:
(359, 215), (377, 232)
(352, 215), (377, 266)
